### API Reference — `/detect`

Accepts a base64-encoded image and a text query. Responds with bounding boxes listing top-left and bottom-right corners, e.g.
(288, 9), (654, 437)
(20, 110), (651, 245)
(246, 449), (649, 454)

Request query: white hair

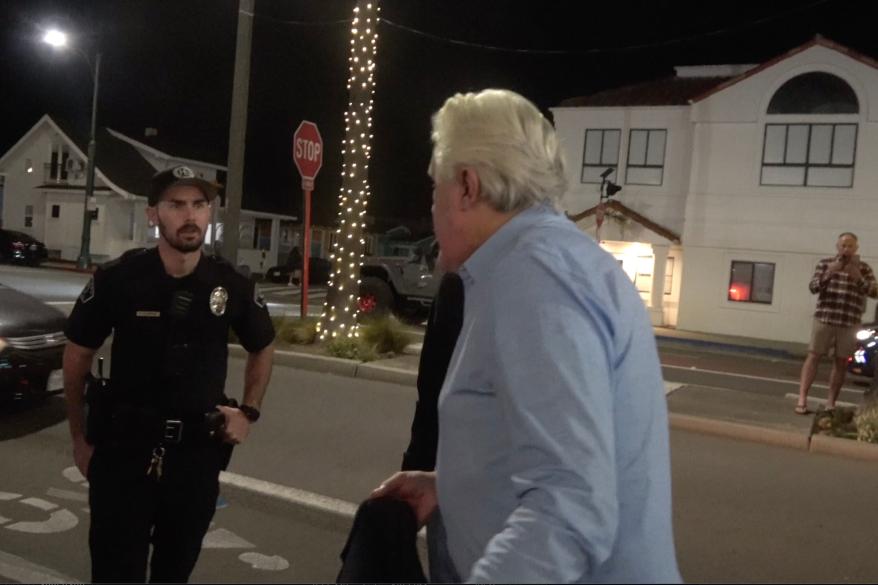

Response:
(429, 89), (568, 212)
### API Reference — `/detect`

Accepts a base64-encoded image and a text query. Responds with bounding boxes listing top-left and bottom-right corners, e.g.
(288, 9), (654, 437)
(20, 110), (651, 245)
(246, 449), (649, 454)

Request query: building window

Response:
(581, 129), (620, 183)
(664, 257), (675, 295)
(767, 72), (859, 114)
(728, 261), (775, 304)
(24, 205), (33, 228)
(626, 129), (666, 185)
(761, 123), (856, 187)
(51, 204), (61, 218)
(254, 218), (272, 251)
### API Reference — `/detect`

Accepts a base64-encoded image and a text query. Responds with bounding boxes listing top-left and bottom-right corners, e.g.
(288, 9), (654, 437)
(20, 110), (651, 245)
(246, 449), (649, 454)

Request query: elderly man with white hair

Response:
(372, 89), (681, 583)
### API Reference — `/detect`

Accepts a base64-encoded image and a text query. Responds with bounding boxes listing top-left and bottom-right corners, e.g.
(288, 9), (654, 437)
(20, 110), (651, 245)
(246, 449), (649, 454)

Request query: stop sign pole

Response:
(293, 121), (323, 319)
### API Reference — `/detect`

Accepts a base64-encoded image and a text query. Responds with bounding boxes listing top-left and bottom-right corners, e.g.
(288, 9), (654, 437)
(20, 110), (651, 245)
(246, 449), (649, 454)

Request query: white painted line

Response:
(46, 488), (88, 503)
(219, 471), (357, 519)
(45, 301), (75, 306)
(0, 549), (81, 584)
(202, 527), (255, 549)
(664, 382), (684, 395)
(783, 393), (858, 409)
(239, 552), (291, 571)
(62, 466), (87, 484)
(662, 363), (865, 394)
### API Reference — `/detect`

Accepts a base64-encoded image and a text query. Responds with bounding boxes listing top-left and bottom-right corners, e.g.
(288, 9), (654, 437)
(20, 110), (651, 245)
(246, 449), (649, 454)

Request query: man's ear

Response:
(146, 206), (157, 227)
(459, 167), (481, 211)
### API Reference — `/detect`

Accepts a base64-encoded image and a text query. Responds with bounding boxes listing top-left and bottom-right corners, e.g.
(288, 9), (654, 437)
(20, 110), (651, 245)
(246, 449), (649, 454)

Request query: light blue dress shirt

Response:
(435, 204), (681, 583)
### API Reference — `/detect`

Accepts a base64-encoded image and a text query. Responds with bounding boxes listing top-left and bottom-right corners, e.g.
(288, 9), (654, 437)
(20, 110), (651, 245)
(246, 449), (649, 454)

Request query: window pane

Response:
(582, 166), (616, 183)
(664, 258), (675, 295)
(762, 166), (805, 185)
(763, 125), (786, 163)
(584, 131), (602, 165)
(729, 262), (754, 302)
(626, 167), (662, 185)
(751, 263), (775, 303)
(602, 130), (620, 164)
(628, 130), (647, 166)
(786, 125), (809, 163)
(807, 167), (853, 187)
(832, 125), (856, 165)
(808, 125), (832, 164)
(646, 131), (666, 166)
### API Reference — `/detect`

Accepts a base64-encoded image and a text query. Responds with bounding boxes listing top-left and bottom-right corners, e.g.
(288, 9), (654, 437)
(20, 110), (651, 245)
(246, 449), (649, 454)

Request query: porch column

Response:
(649, 244), (670, 326)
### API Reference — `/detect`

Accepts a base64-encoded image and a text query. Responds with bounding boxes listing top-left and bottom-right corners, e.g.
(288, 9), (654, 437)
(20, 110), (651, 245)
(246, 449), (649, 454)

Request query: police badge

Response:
(209, 286), (229, 316)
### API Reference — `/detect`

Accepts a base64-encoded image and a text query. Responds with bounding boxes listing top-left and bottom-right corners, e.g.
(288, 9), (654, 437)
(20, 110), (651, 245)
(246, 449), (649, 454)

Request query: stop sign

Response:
(293, 121), (323, 190)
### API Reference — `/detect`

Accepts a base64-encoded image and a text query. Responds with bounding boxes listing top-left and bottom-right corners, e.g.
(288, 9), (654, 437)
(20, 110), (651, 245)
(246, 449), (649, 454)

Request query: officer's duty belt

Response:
(107, 406), (215, 448)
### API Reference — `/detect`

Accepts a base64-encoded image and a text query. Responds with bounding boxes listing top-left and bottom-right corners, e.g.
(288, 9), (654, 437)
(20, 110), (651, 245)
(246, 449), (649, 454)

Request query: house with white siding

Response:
(0, 114), (297, 273)
(552, 36), (878, 343)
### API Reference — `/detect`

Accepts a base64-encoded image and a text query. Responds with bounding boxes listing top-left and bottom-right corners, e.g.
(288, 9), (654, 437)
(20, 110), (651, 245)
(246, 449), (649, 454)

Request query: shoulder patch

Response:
(254, 284), (267, 309)
(79, 278), (96, 304)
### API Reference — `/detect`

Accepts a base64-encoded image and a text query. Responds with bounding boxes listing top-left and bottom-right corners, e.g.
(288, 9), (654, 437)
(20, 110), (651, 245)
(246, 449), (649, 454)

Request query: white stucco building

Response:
(0, 115), (297, 273)
(552, 36), (878, 343)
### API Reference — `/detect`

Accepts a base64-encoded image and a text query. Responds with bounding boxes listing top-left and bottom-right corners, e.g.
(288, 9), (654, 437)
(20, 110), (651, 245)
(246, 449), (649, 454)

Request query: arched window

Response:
(767, 72), (859, 114)
(761, 72), (858, 188)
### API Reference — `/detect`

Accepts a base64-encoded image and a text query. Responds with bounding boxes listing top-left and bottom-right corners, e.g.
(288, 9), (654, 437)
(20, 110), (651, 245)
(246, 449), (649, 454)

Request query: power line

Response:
(241, 0), (836, 55)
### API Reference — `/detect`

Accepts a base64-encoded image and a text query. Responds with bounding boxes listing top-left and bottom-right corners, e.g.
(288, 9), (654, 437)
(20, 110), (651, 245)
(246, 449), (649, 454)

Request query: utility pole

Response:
(222, 0), (254, 264)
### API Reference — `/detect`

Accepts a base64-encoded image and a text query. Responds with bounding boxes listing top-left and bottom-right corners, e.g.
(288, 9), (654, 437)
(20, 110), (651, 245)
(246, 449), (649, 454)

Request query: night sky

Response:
(2, 0), (876, 234)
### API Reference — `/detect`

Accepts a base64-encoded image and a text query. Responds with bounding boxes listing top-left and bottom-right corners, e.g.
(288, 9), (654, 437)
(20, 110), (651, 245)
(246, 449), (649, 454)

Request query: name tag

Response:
(136, 311), (161, 318)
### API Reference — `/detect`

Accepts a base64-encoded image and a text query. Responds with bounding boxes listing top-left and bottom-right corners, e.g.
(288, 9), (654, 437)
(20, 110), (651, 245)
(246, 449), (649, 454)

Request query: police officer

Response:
(62, 165), (275, 583)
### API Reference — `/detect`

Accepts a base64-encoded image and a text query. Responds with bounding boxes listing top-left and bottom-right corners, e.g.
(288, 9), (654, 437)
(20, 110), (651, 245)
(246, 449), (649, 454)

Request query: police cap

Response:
(149, 165), (219, 206)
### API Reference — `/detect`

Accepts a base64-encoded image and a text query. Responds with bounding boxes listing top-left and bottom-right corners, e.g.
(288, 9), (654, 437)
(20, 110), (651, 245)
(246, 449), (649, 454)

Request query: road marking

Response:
(662, 364), (865, 395)
(219, 472), (357, 519)
(46, 488), (88, 503)
(0, 549), (81, 584)
(202, 527), (255, 549)
(664, 382), (684, 395)
(62, 466), (87, 485)
(239, 552), (290, 571)
(783, 393), (858, 409)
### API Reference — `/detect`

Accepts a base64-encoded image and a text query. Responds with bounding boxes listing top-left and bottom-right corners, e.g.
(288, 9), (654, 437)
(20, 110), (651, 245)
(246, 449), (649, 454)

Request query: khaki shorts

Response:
(809, 318), (860, 358)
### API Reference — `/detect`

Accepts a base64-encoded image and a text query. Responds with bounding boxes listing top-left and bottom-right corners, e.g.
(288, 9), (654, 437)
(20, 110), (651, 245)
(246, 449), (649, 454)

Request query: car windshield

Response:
(5, 230), (33, 241)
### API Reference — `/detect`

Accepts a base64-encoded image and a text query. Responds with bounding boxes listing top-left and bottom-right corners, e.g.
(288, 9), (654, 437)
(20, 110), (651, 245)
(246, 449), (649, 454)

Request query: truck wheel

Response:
(358, 277), (393, 317)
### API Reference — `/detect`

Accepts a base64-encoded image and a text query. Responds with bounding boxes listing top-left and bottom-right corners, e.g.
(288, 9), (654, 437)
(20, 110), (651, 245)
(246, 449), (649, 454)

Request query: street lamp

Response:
(43, 28), (101, 269)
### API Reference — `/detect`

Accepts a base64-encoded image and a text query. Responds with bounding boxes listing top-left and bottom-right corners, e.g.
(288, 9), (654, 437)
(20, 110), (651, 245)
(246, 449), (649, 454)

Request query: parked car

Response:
(0, 229), (49, 266)
(0, 284), (67, 403)
(358, 237), (439, 323)
(849, 322), (878, 377)
(264, 256), (332, 285)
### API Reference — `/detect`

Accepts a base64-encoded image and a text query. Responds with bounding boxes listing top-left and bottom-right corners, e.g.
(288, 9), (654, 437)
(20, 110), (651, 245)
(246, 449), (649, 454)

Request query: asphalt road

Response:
(3, 362), (878, 582)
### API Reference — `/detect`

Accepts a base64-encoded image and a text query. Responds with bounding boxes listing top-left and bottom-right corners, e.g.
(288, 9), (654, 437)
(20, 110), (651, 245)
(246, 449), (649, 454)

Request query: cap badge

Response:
(172, 166), (195, 179)
(210, 286), (229, 316)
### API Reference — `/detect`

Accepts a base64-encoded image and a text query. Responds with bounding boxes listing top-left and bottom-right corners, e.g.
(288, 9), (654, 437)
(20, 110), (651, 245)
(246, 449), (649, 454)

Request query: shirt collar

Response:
(459, 203), (556, 287)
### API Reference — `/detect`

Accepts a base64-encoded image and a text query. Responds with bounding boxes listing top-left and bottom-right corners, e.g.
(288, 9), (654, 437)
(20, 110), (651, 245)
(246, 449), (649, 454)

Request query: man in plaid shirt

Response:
(796, 233), (878, 414)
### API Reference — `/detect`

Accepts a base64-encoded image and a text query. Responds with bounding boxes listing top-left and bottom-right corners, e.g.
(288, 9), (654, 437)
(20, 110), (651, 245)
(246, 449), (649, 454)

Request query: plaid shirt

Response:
(809, 257), (878, 326)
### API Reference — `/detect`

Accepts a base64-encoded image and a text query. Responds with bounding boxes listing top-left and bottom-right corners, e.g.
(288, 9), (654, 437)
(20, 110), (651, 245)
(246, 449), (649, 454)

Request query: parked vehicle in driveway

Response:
(849, 322), (878, 378)
(358, 237), (439, 322)
(0, 284), (67, 403)
(0, 229), (49, 266)
(265, 256), (332, 285)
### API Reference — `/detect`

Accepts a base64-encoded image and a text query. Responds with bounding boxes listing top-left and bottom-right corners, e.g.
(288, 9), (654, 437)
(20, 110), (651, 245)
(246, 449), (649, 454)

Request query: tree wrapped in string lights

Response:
(318, 0), (380, 341)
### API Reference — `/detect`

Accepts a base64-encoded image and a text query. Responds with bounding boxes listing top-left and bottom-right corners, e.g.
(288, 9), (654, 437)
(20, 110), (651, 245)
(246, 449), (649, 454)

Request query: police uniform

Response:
(65, 246), (274, 583)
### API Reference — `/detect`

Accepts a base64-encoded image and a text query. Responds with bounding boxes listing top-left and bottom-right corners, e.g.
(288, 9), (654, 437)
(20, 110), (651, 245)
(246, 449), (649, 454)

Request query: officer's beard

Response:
(158, 220), (204, 253)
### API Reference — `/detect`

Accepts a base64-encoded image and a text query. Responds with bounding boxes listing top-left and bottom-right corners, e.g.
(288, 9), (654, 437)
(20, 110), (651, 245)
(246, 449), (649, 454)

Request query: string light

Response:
(320, 0), (381, 340)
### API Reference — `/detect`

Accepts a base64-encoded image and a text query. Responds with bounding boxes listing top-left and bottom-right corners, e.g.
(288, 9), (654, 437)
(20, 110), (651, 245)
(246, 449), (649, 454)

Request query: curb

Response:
(669, 413), (810, 451)
(809, 433), (878, 462)
(356, 363), (418, 386)
(655, 335), (804, 361)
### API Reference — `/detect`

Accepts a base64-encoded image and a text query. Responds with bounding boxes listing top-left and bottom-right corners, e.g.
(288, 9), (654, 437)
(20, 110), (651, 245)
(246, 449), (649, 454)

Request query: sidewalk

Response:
(234, 324), (878, 464)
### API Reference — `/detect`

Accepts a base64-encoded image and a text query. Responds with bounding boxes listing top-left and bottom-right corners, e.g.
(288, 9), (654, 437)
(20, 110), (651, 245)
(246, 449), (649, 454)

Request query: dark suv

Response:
(0, 284), (67, 403)
(0, 229), (49, 266)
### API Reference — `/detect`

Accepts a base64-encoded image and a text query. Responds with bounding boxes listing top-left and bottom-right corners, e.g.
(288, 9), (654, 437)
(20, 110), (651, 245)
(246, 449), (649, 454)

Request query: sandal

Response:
(794, 404), (809, 415)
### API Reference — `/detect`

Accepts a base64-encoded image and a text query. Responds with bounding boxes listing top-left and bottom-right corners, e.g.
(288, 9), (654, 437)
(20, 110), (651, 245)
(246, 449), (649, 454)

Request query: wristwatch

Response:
(239, 405), (261, 423)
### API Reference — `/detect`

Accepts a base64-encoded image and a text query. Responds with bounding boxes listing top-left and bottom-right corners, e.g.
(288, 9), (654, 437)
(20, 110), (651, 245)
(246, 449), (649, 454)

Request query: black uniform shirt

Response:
(65, 248), (275, 414)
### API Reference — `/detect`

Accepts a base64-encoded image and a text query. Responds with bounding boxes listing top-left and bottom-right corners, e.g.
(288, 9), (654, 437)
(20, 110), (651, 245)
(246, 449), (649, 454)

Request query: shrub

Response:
(326, 337), (361, 361)
(276, 317), (319, 345)
(359, 316), (413, 355)
(855, 404), (878, 444)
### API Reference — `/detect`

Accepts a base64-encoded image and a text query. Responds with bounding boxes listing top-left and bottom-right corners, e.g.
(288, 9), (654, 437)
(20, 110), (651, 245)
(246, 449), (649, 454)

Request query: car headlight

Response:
(856, 329), (875, 341)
